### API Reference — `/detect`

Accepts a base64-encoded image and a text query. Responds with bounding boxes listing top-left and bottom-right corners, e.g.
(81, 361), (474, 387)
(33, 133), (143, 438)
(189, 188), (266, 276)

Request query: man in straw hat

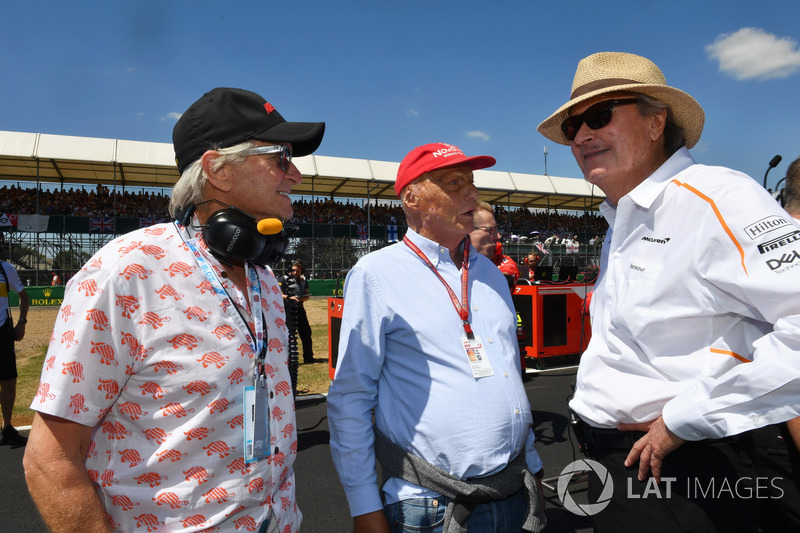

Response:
(538, 52), (800, 531)
(328, 143), (546, 533)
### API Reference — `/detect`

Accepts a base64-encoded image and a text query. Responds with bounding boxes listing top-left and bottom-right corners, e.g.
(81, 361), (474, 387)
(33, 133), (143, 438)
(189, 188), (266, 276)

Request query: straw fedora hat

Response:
(537, 52), (704, 148)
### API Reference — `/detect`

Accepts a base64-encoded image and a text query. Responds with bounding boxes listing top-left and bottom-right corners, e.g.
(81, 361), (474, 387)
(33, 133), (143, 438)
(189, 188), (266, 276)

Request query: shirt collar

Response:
(177, 216), (227, 274)
(628, 147), (695, 208)
(598, 147), (695, 222)
(404, 228), (472, 267)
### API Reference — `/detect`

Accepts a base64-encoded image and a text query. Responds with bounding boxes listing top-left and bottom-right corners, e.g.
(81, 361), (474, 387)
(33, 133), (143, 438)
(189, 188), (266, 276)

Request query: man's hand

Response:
(13, 321), (26, 341)
(353, 510), (390, 533)
(618, 416), (685, 482)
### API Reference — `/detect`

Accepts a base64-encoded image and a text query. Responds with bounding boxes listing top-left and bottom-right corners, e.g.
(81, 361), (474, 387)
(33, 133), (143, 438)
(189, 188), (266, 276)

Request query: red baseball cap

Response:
(395, 143), (496, 196)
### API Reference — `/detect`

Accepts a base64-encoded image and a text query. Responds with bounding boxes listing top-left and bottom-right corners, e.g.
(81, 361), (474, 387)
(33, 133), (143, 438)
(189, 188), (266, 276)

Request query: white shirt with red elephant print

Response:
(32, 222), (300, 533)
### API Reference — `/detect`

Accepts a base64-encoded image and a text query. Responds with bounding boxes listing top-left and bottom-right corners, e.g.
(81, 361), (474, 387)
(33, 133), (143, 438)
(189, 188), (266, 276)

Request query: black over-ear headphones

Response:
(177, 202), (297, 267)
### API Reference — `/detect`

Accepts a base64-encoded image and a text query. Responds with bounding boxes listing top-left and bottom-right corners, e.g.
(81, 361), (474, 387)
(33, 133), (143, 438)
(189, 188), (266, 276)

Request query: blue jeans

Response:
(384, 490), (527, 533)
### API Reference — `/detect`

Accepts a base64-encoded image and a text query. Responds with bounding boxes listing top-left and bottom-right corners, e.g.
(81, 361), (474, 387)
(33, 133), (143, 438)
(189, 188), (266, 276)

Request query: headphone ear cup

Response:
(177, 205), (196, 226)
(253, 223), (298, 266)
(203, 209), (266, 263)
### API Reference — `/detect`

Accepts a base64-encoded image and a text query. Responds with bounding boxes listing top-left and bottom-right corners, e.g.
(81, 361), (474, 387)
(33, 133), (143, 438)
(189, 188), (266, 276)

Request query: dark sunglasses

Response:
(560, 98), (640, 142)
(242, 144), (293, 172)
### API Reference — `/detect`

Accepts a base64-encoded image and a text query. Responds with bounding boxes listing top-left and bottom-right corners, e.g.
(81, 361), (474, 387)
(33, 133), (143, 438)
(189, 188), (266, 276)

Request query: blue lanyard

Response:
(175, 222), (267, 386)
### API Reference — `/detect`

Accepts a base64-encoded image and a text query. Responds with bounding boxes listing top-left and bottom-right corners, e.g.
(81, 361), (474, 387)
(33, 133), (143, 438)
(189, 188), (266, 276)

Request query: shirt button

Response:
(503, 372), (509, 378)
(488, 338), (493, 343)
(515, 409), (520, 415)
(473, 305), (479, 311)
(752, 415), (762, 425)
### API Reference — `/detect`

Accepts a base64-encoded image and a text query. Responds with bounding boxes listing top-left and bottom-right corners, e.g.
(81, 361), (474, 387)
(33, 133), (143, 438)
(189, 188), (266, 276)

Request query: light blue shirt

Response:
(328, 228), (543, 517)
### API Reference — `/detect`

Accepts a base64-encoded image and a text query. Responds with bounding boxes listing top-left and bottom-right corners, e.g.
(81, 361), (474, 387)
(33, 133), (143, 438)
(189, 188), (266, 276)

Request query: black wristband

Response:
(17, 318), (27, 324)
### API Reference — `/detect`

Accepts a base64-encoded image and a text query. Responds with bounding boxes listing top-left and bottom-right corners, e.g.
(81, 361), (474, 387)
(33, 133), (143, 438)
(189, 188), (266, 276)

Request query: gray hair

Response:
(168, 140), (256, 219)
(636, 94), (686, 157)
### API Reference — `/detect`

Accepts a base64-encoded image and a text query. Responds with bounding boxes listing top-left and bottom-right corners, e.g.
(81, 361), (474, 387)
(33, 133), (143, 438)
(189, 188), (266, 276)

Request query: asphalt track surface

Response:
(2, 366), (594, 532)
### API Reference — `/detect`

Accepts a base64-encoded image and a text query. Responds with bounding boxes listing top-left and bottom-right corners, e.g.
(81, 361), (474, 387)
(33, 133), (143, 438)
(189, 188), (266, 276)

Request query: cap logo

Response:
(431, 145), (463, 158)
(263, 102), (276, 114)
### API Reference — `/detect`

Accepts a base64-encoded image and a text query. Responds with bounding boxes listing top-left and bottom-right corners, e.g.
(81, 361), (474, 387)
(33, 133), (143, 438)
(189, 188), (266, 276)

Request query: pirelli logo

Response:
(744, 215), (790, 240)
(758, 230), (800, 254)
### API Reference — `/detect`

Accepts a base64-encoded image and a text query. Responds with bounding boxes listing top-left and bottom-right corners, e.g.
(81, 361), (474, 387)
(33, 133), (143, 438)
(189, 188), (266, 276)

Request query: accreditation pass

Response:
(243, 386), (271, 463)
(462, 336), (494, 378)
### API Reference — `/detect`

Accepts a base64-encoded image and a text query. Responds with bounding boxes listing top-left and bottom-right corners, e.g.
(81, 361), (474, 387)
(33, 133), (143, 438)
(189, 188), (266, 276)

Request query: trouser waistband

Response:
(573, 417), (745, 456)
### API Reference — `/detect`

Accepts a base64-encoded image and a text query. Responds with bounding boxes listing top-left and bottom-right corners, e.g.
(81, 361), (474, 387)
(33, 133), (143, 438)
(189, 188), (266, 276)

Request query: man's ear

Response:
(401, 182), (420, 208)
(201, 150), (234, 193)
(648, 109), (668, 143)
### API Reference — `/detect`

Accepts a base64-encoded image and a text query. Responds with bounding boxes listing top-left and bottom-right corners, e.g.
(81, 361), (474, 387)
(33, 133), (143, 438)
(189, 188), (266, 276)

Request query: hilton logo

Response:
(744, 216), (790, 240)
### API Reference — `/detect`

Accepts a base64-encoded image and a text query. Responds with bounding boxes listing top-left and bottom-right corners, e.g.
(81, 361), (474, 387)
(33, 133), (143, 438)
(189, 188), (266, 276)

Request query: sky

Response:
(2, 0), (800, 193)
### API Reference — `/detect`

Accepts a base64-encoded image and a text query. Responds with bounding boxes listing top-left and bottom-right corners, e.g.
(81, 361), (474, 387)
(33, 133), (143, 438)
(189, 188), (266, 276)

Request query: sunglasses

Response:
(242, 144), (293, 172)
(560, 98), (639, 142)
(475, 225), (498, 235)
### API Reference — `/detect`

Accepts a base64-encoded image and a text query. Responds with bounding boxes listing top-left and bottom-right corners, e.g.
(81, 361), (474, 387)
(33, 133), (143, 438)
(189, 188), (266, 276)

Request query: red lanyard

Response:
(403, 235), (474, 339)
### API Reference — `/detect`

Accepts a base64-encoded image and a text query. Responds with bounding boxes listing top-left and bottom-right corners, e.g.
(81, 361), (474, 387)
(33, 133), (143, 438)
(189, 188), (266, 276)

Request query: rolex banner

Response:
(7, 285), (64, 307)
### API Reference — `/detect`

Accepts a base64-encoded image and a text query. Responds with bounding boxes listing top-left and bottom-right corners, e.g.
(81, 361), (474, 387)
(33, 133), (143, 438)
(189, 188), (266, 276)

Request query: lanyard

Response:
(403, 235), (474, 340)
(175, 222), (268, 386)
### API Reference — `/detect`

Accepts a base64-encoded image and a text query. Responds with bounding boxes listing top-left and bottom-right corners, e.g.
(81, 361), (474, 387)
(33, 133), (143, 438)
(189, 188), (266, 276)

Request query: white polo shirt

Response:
(571, 148), (800, 441)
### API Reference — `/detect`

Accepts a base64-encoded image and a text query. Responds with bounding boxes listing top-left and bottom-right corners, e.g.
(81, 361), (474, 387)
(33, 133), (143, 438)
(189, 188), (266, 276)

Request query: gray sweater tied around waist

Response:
(375, 428), (547, 533)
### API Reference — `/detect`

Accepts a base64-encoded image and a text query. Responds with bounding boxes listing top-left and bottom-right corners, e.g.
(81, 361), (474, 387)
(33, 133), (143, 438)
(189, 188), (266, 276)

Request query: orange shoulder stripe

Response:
(710, 347), (751, 363)
(672, 180), (748, 276)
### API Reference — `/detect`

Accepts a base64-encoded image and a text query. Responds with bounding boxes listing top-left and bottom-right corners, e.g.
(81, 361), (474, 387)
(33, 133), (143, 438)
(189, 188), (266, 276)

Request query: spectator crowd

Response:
(0, 184), (169, 218)
(1, 184), (607, 237)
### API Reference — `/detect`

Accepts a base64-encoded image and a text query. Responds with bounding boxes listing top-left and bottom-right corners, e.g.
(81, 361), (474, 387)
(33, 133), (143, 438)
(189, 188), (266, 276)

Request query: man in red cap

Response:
(328, 143), (546, 533)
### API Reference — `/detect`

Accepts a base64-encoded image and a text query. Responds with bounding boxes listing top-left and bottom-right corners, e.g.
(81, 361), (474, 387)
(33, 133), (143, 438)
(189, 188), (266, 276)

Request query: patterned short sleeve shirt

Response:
(32, 222), (300, 532)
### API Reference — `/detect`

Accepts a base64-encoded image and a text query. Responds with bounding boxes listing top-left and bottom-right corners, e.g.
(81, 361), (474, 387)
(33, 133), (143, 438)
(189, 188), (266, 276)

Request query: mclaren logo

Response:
(758, 231), (800, 254)
(641, 236), (670, 244)
(744, 216), (790, 240)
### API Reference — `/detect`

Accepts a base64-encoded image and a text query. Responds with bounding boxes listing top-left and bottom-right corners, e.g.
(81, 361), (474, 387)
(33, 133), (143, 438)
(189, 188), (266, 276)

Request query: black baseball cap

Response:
(173, 87), (326, 173)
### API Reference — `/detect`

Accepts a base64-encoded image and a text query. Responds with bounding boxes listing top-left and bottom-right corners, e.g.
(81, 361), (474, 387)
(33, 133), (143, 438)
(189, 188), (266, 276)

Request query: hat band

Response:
(571, 78), (644, 99)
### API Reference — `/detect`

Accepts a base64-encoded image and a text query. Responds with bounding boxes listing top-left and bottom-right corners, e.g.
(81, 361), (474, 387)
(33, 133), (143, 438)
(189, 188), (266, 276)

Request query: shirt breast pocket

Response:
(609, 261), (663, 337)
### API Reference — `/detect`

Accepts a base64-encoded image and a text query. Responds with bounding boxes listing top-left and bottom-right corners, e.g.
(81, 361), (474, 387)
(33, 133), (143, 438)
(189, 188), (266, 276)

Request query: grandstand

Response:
(0, 130), (605, 284)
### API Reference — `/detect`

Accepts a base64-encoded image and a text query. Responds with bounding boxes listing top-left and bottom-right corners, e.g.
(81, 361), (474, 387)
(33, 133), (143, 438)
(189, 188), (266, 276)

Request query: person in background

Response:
(525, 250), (543, 281)
(751, 154), (800, 532)
(328, 142), (546, 533)
(280, 259), (317, 364)
(537, 51), (800, 532)
(470, 201), (520, 287)
(50, 271), (60, 286)
(0, 259), (29, 446)
(24, 87), (325, 533)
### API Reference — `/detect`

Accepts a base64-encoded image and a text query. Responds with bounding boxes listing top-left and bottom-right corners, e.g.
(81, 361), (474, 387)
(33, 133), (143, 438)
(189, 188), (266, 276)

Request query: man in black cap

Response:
(25, 87), (324, 533)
